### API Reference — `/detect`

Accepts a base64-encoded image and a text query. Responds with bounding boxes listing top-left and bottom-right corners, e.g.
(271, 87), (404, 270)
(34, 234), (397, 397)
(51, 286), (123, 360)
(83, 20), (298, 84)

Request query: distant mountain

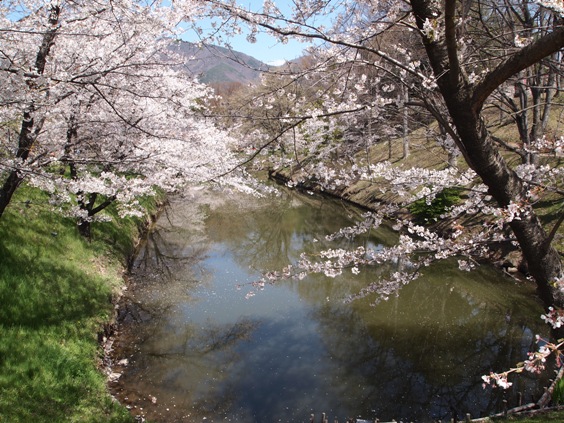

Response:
(169, 40), (268, 85)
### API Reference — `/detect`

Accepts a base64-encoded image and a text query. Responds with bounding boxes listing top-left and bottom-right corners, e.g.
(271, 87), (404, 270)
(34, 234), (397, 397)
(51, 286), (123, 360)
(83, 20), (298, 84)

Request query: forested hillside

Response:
(170, 40), (267, 84)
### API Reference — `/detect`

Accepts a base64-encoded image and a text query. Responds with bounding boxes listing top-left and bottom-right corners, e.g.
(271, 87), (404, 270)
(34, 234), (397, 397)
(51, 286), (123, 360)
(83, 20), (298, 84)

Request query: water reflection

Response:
(307, 272), (542, 421)
(110, 188), (549, 423)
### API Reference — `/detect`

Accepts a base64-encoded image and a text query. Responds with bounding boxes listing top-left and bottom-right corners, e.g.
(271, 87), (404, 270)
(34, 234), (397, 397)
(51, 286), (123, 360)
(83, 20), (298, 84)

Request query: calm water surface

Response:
(110, 187), (549, 422)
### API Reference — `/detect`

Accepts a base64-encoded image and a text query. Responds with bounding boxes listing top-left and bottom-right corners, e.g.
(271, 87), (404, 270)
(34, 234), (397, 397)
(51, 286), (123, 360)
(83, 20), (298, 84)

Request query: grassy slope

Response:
(277, 116), (564, 255)
(0, 186), (153, 422)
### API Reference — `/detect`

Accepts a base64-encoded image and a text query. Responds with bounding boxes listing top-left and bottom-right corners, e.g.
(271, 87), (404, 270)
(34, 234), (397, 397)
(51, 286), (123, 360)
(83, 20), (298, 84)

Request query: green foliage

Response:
(0, 185), (140, 422)
(552, 376), (564, 406)
(408, 187), (462, 225)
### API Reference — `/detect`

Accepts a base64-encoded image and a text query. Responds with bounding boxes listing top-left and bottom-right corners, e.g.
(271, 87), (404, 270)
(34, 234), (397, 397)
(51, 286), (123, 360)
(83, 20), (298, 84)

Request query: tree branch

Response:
(473, 25), (564, 110)
(90, 195), (117, 216)
(204, 0), (431, 83)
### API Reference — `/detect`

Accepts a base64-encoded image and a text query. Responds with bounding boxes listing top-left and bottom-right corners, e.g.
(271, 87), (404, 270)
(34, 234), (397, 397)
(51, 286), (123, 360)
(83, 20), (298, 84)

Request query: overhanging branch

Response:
(473, 26), (564, 110)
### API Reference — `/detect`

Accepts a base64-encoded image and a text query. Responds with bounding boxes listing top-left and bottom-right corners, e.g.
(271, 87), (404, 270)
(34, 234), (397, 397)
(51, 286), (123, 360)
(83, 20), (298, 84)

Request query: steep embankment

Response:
(268, 133), (563, 272)
(0, 185), (160, 423)
(269, 133), (458, 214)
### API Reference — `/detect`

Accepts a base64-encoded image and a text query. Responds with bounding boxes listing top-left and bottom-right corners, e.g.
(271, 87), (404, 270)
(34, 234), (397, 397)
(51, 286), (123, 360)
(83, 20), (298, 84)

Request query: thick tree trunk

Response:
(0, 172), (25, 219)
(445, 97), (564, 307)
(77, 219), (92, 239)
(0, 5), (59, 219)
(77, 193), (96, 240)
(410, 0), (564, 308)
(75, 192), (116, 239)
(0, 109), (44, 218)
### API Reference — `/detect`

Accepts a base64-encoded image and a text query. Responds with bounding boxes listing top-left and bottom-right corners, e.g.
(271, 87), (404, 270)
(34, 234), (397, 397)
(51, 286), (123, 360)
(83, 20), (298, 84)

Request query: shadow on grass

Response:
(0, 257), (111, 328)
(0, 188), (135, 422)
(0, 223), (112, 329)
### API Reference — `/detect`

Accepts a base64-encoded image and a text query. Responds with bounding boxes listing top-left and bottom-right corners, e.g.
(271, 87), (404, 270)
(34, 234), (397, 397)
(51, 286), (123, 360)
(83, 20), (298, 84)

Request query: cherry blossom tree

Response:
(0, 0), (246, 236)
(195, 0), (564, 310)
(410, 0), (564, 306)
(33, 72), (240, 236)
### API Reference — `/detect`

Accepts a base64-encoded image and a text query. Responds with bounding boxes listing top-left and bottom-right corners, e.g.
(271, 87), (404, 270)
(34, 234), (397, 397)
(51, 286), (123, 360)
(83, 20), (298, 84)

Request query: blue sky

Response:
(181, 0), (320, 65)
(6, 0), (317, 65)
(183, 26), (312, 65)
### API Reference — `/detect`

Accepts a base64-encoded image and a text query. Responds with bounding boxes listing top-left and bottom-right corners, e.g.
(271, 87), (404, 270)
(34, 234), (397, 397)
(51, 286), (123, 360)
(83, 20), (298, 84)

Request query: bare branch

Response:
(473, 26), (564, 110)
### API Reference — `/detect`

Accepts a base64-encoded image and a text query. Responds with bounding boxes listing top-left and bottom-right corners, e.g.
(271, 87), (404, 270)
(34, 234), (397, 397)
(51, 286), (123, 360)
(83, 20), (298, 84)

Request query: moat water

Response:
(110, 187), (549, 422)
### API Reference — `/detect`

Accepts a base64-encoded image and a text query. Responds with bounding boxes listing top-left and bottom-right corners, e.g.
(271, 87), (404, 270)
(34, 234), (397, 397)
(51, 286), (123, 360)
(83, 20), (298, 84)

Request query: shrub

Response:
(408, 187), (462, 225)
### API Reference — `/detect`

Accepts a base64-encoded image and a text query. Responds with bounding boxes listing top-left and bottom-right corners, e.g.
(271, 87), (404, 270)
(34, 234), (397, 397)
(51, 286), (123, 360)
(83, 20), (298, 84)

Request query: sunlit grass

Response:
(0, 185), (154, 422)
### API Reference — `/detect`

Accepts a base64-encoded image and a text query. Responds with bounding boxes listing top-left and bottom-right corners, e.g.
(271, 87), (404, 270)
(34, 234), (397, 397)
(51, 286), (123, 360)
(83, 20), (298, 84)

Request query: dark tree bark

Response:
(76, 193), (117, 239)
(0, 5), (60, 218)
(410, 0), (564, 307)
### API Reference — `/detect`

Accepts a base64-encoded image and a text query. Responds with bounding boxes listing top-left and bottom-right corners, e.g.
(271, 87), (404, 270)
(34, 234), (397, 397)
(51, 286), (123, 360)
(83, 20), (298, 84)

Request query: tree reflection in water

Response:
(309, 295), (541, 421)
(110, 188), (550, 423)
(112, 315), (260, 422)
(132, 196), (211, 279)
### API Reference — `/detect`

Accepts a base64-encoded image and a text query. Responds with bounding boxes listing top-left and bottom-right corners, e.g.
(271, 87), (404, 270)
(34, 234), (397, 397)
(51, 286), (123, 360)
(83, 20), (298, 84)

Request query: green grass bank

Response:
(0, 185), (159, 422)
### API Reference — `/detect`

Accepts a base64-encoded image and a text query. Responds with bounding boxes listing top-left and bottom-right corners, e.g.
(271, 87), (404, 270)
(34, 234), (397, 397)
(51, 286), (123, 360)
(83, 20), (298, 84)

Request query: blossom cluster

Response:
(1, 1), (256, 225)
(541, 306), (564, 329)
(482, 309), (564, 390)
